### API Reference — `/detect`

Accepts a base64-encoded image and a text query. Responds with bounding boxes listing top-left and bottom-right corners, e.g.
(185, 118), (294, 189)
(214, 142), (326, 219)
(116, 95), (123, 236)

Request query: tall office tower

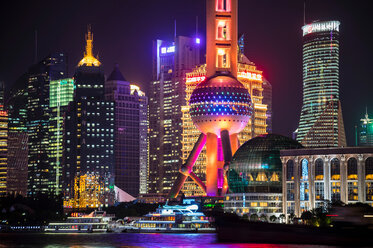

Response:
(297, 21), (346, 147)
(27, 52), (67, 196)
(105, 65), (148, 197)
(262, 78), (272, 133)
(0, 82), (7, 196)
(49, 78), (74, 195)
(180, 33), (267, 196)
(148, 36), (200, 194)
(63, 27), (115, 208)
(6, 75), (29, 196)
(358, 109), (373, 146)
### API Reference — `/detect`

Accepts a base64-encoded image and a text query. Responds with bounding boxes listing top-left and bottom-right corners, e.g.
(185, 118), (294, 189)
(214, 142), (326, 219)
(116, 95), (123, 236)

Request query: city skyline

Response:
(0, 0), (372, 145)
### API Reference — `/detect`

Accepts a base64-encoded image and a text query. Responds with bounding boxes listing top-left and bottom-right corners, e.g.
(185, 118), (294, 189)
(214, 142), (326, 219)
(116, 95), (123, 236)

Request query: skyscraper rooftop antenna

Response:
(196, 16), (199, 37)
(303, 1), (306, 25)
(174, 19), (177, 40)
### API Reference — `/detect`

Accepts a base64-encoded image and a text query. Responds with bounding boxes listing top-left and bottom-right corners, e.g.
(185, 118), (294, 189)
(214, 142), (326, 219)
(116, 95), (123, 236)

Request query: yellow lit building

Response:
(0, 110), (7, 196)
(181, 61), (267, 196)
(63, 173), (111, 209)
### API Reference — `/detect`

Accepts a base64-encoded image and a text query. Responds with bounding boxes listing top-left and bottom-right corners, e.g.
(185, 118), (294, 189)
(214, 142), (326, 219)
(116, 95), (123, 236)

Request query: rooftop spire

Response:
(78, 25), (101, 67)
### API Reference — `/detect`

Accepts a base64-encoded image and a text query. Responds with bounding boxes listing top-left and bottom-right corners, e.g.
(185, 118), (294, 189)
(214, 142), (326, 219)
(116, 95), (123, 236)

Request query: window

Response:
(331, 182), (341, 202)
(216, 48), (230, 68)
(216, 0), (231, 12)
(347, 158), (358, 180)
(348, 182), (358, 201)
(300, 159), (309, 201)
(216, 20), (231, 40)
(331, 158), (340, 180)
(315, 159), (324, 180)
(315, 182), (324, 200)
(366, 157), (373, 180)
(286, 160), (294, 181)
(286, 183), (294, 201)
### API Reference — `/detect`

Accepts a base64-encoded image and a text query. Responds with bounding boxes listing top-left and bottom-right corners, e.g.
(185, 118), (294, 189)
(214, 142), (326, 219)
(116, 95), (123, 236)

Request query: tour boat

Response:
(121, 203), (215, 233)
(45, 211), (114, 233)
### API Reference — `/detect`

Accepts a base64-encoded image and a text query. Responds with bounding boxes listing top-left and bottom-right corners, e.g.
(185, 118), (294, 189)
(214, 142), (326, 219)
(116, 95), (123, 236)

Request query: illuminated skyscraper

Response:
(105, 65), (148, 197)
(359, 109), (373, 146)
(6, 74), (28, 196)
(0, 82), (7, 196)
(262, 78), (272, 134)
(297, 21), (346, 147)
(49, 78), (74, 195)
(148, 36), (200, 194)
(27, 52), (67, 196)
(63, 27), (115, 208)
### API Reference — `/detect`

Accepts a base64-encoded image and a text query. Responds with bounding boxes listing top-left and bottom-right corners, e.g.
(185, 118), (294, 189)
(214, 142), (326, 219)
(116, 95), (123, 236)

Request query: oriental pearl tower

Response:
(169, 0), (253, 198)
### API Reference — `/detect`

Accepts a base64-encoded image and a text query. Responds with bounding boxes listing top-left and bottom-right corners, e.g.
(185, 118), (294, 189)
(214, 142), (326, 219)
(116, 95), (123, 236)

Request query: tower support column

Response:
(206, 133), (218, 196)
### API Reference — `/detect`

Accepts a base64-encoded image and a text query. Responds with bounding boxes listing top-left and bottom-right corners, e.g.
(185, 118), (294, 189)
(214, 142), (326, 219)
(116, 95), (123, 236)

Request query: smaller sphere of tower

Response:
(189, 72), (253, 136)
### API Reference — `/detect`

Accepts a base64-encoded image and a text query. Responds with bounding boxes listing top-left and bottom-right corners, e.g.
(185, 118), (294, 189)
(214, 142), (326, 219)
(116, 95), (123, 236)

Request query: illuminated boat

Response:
(45, 211), (114, 233)
(123, 203), (215, 233)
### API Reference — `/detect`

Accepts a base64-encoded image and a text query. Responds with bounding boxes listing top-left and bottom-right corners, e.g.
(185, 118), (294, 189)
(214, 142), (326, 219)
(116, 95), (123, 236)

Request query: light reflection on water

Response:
(0, 233), (333, 248)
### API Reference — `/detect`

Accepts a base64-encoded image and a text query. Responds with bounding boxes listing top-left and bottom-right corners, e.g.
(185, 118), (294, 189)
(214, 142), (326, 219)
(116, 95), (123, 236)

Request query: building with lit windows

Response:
(297, 21), (346, 148)
(49, 78), (74, 195)
(148, 36), (200, 194)
(105, 65), (148, 197)
(224, 134), (303, 217)
(358, 109), (373, 146)
(5, 74), (29, 196)
(262, 79), (272, 134)
(63, 27), (115, 208)
(0, 83), (7, 196)
(180, 52), (268, 196)
(27, 52), (67, 196)
(281, 147), (373, 218)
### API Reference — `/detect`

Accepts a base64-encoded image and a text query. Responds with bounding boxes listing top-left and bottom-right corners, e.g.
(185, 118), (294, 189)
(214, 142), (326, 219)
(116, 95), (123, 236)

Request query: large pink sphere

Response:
(189, 72), (253, 136)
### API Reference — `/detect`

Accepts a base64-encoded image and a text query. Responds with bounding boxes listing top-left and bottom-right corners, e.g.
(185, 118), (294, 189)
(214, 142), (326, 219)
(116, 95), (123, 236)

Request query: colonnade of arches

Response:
(283, 155), (373, 216)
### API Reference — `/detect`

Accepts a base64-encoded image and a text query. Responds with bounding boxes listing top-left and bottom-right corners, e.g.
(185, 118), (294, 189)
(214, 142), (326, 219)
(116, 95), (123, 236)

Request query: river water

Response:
(0, 233), (334, 248)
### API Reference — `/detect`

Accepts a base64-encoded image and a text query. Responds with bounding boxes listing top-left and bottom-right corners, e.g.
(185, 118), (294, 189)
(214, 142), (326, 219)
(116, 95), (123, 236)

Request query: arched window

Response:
(315, 158), (324, 180)
(286, 160), (294, 181)
(216, 0), (231, 12)
(330, 158), (340, 180)
(300, 159), (308, 181)
(366, 157), (373, 180)
(300, 159), (309, 202)
(347, 158), (358, 180)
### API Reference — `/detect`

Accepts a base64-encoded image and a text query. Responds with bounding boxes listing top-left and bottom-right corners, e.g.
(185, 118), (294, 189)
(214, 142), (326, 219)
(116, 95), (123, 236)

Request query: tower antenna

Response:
(174, 19), (177, 40)
(196, 16), (199, 37)
(303, 1), (306, 25)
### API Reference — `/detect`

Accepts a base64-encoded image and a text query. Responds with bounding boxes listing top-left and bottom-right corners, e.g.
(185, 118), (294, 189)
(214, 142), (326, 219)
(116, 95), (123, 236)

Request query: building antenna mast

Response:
(196, 16), (199, 37)
(303, 1), (306, 25)
(174, 19), (177, 41)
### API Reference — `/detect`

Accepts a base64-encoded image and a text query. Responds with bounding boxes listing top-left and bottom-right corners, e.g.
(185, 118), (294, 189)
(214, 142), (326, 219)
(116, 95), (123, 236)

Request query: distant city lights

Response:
(186, 76), (206, 83)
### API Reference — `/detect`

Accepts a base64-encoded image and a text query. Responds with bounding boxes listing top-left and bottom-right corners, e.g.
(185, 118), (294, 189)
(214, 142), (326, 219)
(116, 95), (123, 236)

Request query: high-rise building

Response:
(27, 52), (67, 196)
(0, 82), (7, 196)
(148, 36), (200, 194)
(5, 74), (29, 196)
(297, 21), (346, 147)
(49, 78), (75, 195)
(105, 65), (148, 197)
(262, 79), (272, 134)
(63, 27), (115, 208)
(358, 109), (373, 146)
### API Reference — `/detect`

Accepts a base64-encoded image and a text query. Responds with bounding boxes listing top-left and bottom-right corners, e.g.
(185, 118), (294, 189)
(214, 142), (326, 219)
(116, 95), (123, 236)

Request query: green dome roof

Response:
(228, 134), (303, 194)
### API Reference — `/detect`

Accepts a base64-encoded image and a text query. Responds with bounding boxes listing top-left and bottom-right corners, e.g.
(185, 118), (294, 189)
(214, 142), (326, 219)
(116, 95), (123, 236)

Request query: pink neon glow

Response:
(217, 168), (224, 189)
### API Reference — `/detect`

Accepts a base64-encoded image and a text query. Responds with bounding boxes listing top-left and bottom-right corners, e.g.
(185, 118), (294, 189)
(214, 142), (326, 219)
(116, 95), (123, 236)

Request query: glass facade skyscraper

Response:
(359, 110), (373, 146)
(297, 21), (346, 147)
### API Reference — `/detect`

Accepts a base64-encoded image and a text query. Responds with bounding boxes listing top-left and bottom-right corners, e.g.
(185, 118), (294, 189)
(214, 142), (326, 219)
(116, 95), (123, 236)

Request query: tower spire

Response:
(85, 24), (93, 57)
(78, 24), (101, 67)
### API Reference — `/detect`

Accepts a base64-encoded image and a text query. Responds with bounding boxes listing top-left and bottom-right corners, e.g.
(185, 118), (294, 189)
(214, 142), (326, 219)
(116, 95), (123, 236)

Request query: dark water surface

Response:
(0, 233), (334, 248)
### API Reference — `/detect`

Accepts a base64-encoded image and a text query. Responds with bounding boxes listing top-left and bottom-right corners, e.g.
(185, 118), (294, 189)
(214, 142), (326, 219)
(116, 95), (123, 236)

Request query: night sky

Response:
(0, 0), (372, 145)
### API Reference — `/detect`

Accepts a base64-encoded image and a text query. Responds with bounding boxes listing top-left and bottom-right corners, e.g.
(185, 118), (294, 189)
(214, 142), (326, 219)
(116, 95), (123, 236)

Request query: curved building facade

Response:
(297, 21), (346, 147)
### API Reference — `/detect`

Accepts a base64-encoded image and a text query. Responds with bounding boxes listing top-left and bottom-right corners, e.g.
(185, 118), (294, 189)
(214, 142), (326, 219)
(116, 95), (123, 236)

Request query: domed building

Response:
(224, 134), (303, 217)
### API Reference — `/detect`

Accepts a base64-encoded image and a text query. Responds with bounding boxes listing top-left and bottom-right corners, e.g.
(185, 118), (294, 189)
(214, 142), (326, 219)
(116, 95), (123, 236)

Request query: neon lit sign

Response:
(161, 46), (175, 54)
(237, 71), (262, 81)
(302, 21), (340, 36)
(186, 76), (206, 83)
